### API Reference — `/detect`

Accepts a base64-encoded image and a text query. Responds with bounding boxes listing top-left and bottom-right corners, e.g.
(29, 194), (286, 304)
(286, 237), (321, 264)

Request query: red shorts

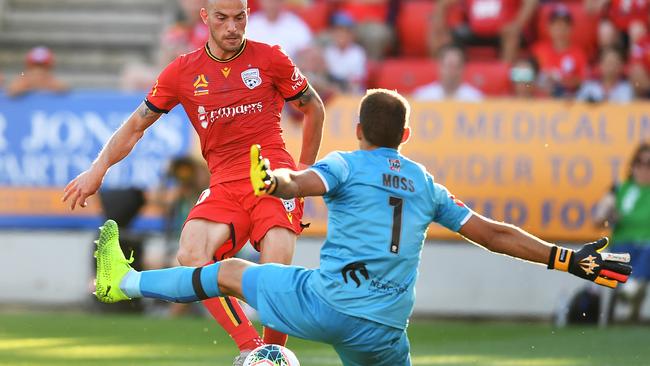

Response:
(185, 179), (304, 261)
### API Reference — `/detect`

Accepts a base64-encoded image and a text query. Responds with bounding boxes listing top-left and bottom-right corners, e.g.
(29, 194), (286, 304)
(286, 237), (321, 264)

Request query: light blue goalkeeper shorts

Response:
(242, 263), (411, 366)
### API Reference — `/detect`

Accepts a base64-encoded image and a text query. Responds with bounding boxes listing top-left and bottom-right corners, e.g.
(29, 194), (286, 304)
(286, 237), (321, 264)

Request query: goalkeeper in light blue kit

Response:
(95, 89), (632, 365)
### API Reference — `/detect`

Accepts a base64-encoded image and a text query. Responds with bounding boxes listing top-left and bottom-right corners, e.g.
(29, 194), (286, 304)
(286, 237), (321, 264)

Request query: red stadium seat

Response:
(396, 1), (436, 57)
(536, 3), (599, 59)
(369, 58), (438, 94)
(396, 1), (466, 58)
(463, 61), (511, 96)
(288, 0), (331, 34)
(370, 59), (511, 96)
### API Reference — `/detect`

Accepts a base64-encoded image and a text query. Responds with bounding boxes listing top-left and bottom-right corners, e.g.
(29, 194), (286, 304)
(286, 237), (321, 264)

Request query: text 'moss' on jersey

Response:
(145, 39), (309, 185)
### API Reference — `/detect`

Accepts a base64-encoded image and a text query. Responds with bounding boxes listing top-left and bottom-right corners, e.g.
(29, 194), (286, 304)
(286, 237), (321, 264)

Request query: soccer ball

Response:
(243, 344), (300, 366)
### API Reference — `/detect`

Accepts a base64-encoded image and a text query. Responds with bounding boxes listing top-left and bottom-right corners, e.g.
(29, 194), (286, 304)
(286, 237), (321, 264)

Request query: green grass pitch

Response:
(0, 312), (647, 365)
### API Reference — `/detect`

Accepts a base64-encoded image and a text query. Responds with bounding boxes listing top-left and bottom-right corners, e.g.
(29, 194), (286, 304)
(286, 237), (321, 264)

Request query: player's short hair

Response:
(359, 89), (410, 149)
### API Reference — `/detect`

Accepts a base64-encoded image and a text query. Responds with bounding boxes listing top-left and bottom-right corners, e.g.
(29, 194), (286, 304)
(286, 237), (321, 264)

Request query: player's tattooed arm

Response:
(93, 102), (162, 172)
(289, 85), (325, 167)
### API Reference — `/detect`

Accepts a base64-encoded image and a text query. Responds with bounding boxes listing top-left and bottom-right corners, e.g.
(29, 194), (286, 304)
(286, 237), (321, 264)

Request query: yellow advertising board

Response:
(282, 97), (650, 241)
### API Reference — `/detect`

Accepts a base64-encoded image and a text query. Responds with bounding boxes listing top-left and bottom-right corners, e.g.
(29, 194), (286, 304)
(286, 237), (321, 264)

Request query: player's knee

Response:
(176, 246), (210, 267)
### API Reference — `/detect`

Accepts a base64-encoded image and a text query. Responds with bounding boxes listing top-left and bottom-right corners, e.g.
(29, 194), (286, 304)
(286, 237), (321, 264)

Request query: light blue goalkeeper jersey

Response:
(308, 147), (472, 330)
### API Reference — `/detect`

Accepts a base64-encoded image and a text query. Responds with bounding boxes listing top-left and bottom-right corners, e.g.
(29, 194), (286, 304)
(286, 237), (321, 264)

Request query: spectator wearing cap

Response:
(412, 44), (483, 102)
(323, 12), (367, 94)
(532, 5), (588, 97)
(510, 57), (539, 98)
(430, 0), (539, 63)
(576, 47), (634, 103)
(6, 46), (69, 98)
(246, 0), (313, 58)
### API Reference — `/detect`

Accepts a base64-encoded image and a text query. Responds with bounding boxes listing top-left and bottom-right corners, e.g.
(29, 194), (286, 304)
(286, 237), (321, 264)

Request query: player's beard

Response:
(214, 32), (244, 54)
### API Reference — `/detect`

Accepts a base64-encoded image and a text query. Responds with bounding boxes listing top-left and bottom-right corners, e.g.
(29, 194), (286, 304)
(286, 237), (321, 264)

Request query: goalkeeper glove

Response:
(250, 144), (277, 196)
(547, 237), (632, 289)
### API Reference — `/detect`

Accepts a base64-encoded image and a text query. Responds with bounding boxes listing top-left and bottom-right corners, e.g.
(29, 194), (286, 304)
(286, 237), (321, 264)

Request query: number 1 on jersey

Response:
(389, 196), (403, 254)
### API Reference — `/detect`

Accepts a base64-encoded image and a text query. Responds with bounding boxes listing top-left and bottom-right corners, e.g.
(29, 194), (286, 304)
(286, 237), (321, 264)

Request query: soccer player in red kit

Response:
(62, 0), (325, 363)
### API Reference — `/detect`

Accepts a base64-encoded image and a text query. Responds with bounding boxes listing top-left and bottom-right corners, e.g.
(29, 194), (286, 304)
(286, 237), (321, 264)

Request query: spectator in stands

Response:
(510, 57), (539, 99)
(6, 46), (69, 98)
(121, 0), (208, 91)
(585, 0), (649, 52)
(629, 34), (650, 98)
(290, 44), (340, 120)
(412, 45), (483, 101)
(162, 0), (209, 64)
(331, 0), (395, 60)
(576, 47), (633, 103)
(594, 142), (650, 324)
(532, 4), (588, 98)
(430, 0), (539, 63)
(323, 12), (367, 94)
(246, 0), (313, 58)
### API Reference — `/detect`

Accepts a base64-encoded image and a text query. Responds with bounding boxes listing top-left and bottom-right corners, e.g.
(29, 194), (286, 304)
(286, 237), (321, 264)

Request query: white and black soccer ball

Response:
(243, 344), (300, 366)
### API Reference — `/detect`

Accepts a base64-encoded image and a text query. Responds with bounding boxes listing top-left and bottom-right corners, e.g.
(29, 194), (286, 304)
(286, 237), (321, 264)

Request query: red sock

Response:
(202, 296), (264, 351)
(263, 327), (288, 346)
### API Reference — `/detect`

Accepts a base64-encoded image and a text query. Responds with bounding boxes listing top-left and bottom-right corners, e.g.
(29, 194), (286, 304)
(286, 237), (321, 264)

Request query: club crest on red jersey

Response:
(241, 68), (262, 89)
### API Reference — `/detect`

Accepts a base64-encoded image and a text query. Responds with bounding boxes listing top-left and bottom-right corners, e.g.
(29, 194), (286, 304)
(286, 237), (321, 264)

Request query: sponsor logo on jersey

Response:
(241, 68), (262, 89)
(193, 74), (209, 96)
(196, 188), (210, 205)
(221, 67), (231, 78)
(341, 262), (369, 288)
(388, 158), (401, 172)
(290, 67), (305, 91)
(197, 102), (264, 128)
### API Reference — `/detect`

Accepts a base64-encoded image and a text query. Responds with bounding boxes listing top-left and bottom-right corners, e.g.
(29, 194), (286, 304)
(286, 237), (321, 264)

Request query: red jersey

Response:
(146, 39), (309, 186)
(532, 41), (588, 88)
(608, 0), (649, 32)
(467, 0), (520, 37)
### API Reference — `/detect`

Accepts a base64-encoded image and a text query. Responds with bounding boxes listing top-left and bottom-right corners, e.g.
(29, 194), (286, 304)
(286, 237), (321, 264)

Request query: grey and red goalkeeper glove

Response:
(547, 237), (632, 288)
(250, 144), (277, 196)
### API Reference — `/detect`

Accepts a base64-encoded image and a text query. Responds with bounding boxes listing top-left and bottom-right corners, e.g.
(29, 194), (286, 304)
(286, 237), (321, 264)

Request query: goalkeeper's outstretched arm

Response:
(458, 214), (632, 288)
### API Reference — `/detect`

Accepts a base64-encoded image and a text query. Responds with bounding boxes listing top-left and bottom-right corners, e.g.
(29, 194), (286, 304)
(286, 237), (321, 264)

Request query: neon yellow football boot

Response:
(94, 219), (134, 303)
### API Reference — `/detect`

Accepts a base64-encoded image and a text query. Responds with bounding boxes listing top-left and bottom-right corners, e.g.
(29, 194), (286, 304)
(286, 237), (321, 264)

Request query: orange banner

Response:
(282, 97), (650, 241)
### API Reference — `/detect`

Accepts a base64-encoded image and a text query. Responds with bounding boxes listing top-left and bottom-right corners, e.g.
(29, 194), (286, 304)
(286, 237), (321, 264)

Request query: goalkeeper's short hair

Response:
(359, 89), (410, 149)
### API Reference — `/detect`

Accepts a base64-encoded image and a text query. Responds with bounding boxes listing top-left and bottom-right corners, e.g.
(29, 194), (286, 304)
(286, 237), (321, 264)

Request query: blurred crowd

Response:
(3, 0), (650, 104)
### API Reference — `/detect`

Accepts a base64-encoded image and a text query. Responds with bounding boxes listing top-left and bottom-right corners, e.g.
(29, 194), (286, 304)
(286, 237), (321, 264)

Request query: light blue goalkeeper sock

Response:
(120, 262), (222, 303)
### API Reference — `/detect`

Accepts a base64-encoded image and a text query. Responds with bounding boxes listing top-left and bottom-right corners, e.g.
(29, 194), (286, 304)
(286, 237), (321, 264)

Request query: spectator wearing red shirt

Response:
(629, 34), (650, 96)
(431, 0), (539, 63)
(532, 5), (588, 97)
(331, 0), (395, 60)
